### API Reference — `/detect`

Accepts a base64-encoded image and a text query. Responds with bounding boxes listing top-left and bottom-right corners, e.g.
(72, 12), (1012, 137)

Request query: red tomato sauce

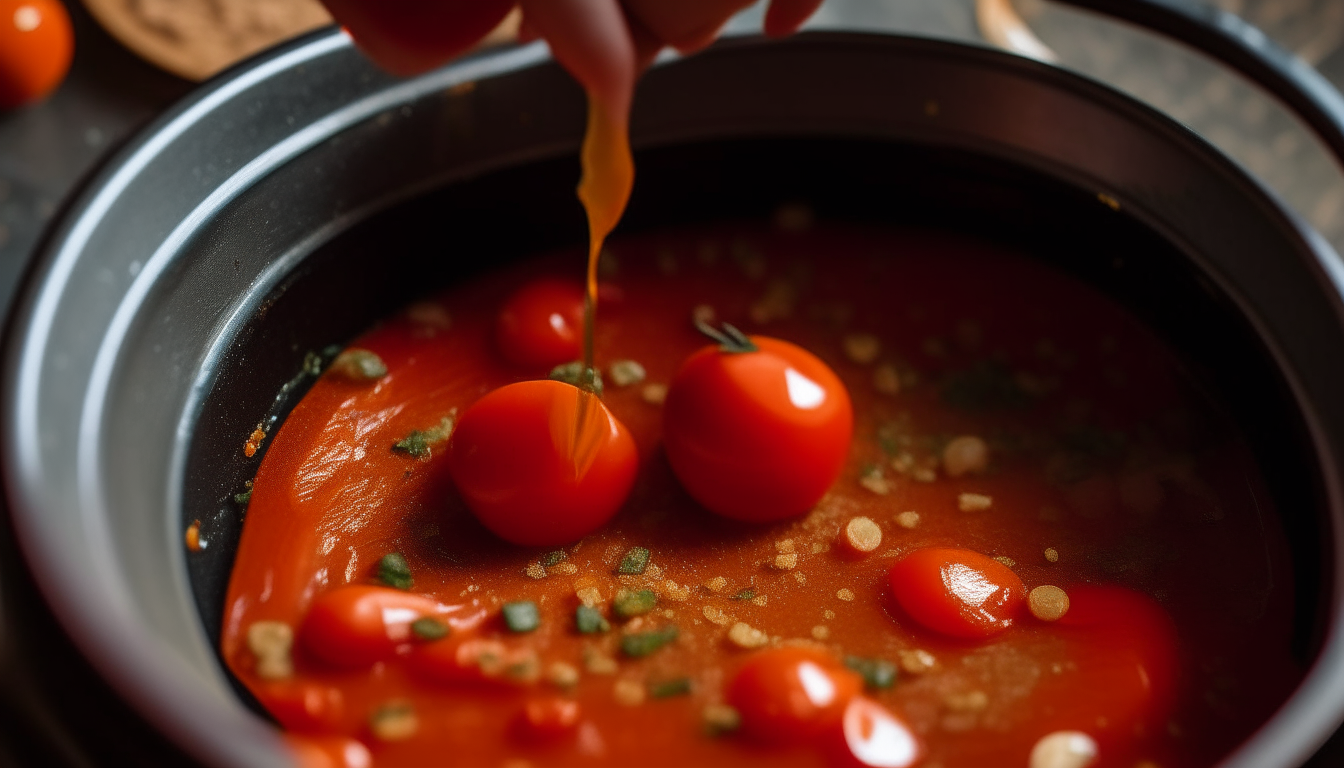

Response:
(220, 218), (1302, 768)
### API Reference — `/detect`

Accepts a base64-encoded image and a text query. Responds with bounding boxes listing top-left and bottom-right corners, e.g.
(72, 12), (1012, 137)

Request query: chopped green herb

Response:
(613, 589), (658, 619)
(549, 361), (604, 396)
(940, 361), (1032, 411)
(844, 656), (897, 691)
(411, 617), (449, 641)
(234, 489), (252, 505)
(648, 677), (693, 699)
(608, 359), (646, 387)
(575, 604), (611, 634)
(540, 550), (568, 568)
(377, 552), (413, 590)
(301, 351), (324, 377)
(621, 625), (678, 657)
(730, 588), (756, 601)
(322, 344), (342, 357)
(502, 601), (540, 633)
(330, 348), (388, 381)
(392, 416), (455, 459)
(616, 546), (650, 575)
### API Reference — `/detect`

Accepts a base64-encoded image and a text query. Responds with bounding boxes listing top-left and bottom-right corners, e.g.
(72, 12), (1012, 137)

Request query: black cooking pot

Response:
(4, 1), (1344, 766)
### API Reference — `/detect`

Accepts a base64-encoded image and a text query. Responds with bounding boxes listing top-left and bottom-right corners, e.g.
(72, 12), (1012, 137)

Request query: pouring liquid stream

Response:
(567, 94), (634, 474)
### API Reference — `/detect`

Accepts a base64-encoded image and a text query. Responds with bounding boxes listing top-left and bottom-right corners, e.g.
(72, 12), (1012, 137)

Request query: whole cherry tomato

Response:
(0, 0), (73, 109)
(663, 327), (852, 522)
(495, 279), (586, 370)
(726, 647), (863, 744)
(298, 585), (451, 668)
(888, 547), (1026, 639)
(447, 379), (637, 546)
(1041, 585), (1180, 746)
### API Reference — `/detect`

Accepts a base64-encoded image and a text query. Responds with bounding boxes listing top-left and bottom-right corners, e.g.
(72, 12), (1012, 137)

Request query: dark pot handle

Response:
(1052, 0), (1344, 165)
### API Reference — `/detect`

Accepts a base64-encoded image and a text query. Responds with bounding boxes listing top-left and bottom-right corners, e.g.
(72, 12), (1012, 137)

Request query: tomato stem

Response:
(694, 319), (758, 354)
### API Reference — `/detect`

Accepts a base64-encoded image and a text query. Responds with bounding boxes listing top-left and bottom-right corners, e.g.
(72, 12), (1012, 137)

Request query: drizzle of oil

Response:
(565, 92), (634, 471)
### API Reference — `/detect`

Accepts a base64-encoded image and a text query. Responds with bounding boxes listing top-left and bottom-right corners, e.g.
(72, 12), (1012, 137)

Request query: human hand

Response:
(321, 0), (824, 115)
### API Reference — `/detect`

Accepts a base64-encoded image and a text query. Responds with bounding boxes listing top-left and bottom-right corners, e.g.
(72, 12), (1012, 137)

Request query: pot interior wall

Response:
(181, 136), (1329, 708)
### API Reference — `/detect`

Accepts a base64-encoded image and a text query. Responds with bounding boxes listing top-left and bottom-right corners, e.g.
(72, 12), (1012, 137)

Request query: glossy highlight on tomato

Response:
(299, 585), (451, 669)
(447, 379), (637, 546)
(0, 0), (73, 109)
(727, 647), (863, 743)
(495, 279), (587, 369)
(663, 334), (852, 522)
(834, 696), (924, 768)
(888, 547), (1026, 638)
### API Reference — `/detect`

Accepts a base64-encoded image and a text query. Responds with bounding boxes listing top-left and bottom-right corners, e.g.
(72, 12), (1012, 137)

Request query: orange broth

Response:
(221, 219), (1302, 768)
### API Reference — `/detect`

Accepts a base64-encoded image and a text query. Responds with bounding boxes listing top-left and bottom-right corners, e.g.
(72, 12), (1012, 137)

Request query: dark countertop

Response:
(1, 1), (1343, 766)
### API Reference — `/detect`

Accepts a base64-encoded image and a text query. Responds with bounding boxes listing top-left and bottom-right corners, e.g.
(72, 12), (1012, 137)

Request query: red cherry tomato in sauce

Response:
(0, 0), (73, 109)
(495, 279), (586, 369)
(888, 547), (1026, 639)
(261, 681), (345, 733)
(663, 335), (852, 522)
(408, 635), (539, 688)
(284, 733), (372, 768)
(832, 696), (925, 768)
(1043, 585), (1181, 743)
(447, 379), (637, 546)
(727, 647), (863, 743)
(299, 585), (449, 668)
(516, 697), (582, 741)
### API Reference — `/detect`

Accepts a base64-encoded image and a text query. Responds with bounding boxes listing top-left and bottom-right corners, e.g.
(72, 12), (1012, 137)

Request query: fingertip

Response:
(519, 0), (637, 114)
(763, 0), (824, 38)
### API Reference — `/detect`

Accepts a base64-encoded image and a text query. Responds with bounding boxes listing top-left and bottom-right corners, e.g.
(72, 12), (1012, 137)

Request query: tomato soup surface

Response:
(220, 217), (1302, 768)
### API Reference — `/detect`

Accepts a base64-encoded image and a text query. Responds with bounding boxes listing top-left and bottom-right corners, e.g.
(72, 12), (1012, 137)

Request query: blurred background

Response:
(1, 0), (1343, 765)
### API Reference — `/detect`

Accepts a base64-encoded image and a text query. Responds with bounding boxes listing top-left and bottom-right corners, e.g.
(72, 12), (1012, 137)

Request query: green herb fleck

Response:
(411, 617), (449, 641)
(616, 546), (650, 575)
(730, 588), (756, 601)
(613, 589), (658, 619)
(302, 351), (324, 377)
(608, 359), (646, 387)
(940, 361), (1032, 411)
(392, 415), (456, 459)
(540, 550), (568, 568)
(330, 348), (388, 381)
(649, 677), (692, 699)
(844, 656), (897, 691)
(377, 552), (413, 590)
(234, 480), (254, 505)
(502, 601), (540, 633)
(549, 361), (604, 396)
(575, 604), (610, 634)
(621, 625), (678, 657)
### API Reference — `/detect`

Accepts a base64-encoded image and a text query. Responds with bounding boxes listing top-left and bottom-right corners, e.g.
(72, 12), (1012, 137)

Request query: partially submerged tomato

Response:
(663, 328), (852, 522)
(727, 647), (863, 743)
(299, 585), (451, 668)
(495, 279), (587, 370)
(833, 696), (924, 768)
(888, 547), (1026, 638)
(447, 379), (637, 546)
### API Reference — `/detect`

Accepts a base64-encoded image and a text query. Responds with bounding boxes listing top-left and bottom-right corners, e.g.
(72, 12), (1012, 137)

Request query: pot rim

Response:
(5, 25), (1344, 768)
